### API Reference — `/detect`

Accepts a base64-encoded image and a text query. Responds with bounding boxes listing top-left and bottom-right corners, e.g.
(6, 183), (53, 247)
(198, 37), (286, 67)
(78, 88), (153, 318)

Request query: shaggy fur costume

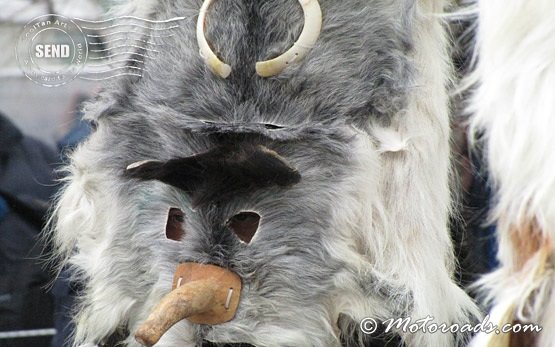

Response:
(50, 0), (479, 346)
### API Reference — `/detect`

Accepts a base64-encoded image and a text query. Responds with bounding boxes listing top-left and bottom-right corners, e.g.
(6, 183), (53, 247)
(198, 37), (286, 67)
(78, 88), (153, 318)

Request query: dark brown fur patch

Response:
(126, 145), (301, 207)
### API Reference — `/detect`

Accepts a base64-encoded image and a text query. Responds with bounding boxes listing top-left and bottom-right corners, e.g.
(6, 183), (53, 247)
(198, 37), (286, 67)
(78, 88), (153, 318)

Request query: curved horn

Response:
(197, 0), (322, 78)
(197, 0), (232, 78)
(255, 0), (323, 77)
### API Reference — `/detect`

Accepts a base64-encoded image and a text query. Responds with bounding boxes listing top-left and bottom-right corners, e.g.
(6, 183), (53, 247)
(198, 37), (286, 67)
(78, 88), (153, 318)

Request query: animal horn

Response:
(135, 263), (242, 346)
(255, 0), (323, 77)
(197, 0), (323, 78)
(197, 0), (232, 78)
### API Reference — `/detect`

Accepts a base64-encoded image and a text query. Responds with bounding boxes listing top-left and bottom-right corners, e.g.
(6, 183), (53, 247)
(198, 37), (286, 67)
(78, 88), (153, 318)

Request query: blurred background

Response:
(0, 0), (106, 146)
(1, 1), (106, 346)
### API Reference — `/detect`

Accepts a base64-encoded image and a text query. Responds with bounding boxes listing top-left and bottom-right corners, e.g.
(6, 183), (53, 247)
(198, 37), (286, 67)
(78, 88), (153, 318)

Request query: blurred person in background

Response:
(0, 111), (58, 347)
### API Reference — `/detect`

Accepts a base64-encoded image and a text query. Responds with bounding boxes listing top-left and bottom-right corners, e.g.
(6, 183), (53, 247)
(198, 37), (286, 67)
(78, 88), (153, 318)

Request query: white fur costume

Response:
(468, 0), (555, 346)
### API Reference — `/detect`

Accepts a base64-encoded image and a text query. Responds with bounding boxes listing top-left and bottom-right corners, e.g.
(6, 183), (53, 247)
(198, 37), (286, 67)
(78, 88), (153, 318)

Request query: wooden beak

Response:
(135, 263), (242, 346)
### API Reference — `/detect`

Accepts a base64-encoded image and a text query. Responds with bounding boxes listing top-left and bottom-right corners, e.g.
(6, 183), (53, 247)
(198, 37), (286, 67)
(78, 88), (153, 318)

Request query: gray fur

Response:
(50, 0), (479, 346)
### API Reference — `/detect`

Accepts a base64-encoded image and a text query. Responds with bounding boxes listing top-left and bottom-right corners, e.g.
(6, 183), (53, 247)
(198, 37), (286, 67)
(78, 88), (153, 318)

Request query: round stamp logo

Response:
(16, 15), (88, 87)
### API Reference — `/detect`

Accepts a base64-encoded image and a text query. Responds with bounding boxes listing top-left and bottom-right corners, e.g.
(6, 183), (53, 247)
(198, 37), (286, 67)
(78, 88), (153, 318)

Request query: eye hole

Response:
(166, 208), (185, 241)
(227, 212), (260, 244)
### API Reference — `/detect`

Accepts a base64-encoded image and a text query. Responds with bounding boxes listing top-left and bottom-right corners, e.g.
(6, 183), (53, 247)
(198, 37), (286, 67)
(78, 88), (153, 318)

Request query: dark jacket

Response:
(0, 114), (58, 347)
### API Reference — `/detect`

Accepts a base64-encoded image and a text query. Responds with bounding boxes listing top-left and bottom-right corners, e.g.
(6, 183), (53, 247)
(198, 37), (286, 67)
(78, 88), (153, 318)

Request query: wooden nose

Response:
(135, 263), (242, 346)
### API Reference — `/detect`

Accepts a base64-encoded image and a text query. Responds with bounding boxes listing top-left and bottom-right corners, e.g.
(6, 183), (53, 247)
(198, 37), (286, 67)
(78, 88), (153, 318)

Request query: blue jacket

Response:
(0, 113), (59, 347)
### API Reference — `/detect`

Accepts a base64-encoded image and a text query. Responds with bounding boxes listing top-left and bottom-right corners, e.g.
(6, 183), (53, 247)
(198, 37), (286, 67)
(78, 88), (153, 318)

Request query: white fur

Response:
(328, 0), (481, 345)
(364, 1), (481, 345)
(468, 0), (555, 345)
(50, 128), (198, 346)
